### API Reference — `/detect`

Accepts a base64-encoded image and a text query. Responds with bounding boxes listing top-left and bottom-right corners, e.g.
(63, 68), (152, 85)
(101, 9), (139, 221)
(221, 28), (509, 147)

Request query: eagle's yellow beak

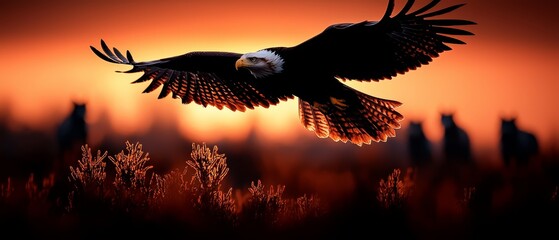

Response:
(235, 58), (247, 70)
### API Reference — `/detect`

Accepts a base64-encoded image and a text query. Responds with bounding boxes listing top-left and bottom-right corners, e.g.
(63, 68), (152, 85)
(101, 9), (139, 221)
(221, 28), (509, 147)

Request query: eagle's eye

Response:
(248, 57), (258, 62)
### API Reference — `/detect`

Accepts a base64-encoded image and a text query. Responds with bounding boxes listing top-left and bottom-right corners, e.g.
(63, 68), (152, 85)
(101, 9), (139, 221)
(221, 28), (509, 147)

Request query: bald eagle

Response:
(91, 0), (474, 146)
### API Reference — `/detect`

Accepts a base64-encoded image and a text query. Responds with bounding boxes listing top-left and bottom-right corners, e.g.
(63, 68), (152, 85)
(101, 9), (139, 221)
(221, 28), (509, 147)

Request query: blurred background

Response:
(1, 0), (558, 204)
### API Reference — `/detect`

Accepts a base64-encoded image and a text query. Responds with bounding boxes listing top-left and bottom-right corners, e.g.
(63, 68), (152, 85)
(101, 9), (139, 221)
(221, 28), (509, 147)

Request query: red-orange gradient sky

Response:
(1, 0), (558, 153)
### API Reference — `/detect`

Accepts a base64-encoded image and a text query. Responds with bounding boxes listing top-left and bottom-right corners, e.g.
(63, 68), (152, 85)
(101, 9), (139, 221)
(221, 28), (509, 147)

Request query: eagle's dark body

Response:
(91, 0), (474, 145)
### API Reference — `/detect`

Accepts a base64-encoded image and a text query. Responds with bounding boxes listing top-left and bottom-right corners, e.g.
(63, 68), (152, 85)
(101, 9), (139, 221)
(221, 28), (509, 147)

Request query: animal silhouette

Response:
(407, 121), (432, 167)
(56, 102), (88, 172)
(441, 113), (471, 163)
(500, 118), (539, 166)
(49, 102), (89, 208)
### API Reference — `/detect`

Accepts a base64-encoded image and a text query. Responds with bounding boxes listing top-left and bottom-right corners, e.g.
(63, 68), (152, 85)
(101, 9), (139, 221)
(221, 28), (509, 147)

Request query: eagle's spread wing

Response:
(91, 40), (293, 111)
(293, 0), (475, 81)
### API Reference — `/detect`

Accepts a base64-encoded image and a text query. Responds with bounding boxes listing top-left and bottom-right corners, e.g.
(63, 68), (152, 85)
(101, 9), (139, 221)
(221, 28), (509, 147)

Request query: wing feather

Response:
(90, 45), (118, 63)
(157, 70), (175, 99)
(131, 68), (158, 83)
(292, 0), (475, 81)
(409, 0), (441, 16)
(395, 0), (415, 17)
(91, 39), (293, 111)
(142, 70), (167, 93)
(113, 47), (129, 63)
(126, 50), (135, 63)
(100, 40), (120, 62)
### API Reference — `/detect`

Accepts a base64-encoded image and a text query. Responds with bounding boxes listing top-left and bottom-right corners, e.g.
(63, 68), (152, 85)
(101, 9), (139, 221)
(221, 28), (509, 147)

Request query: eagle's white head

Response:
(235, 50), (284, 79)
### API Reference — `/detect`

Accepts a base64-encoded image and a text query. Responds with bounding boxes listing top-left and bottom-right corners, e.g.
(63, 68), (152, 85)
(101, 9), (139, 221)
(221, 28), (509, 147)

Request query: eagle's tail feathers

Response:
(299, 100), (330, 139)
(298, 87), (403, 146)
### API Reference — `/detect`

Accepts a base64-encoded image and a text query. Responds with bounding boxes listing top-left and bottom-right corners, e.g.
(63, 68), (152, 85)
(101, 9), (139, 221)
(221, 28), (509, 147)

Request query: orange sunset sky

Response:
(1, 0), (558, 156)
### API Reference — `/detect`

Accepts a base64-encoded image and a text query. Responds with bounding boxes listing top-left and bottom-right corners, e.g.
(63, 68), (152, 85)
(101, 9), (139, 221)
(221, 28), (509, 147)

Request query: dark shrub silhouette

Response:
(500, 117), (539, 166)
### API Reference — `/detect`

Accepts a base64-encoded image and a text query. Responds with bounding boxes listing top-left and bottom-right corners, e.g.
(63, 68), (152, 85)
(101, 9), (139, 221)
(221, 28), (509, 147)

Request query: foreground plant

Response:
(462, 186), (476, 208)
(62, 141), (321, 228)
(109, 141), (152, 191)
(147, 168), (191, 208)
(187, 143), (236, 223)
(0, 177), (13, 200)
(377, 168), (414, 209)
(244, 180), (286, 224)
(295, 194), (322, 220)
(67, 145), (109, 212)
(68, 145), (107, 194)
(107, 141), (154, 212)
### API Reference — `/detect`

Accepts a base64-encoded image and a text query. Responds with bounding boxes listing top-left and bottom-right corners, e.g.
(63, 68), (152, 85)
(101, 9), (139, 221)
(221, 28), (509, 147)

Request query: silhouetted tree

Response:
(500, 117), (539, 166)
(407, 121), (432, 167)
(441, 113), (471, 164)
